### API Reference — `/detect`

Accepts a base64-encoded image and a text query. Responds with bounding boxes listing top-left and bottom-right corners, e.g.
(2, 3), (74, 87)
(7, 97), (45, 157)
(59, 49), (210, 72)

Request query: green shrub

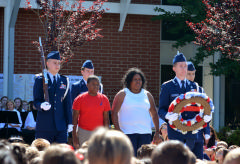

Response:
(217, 126), (240, 146)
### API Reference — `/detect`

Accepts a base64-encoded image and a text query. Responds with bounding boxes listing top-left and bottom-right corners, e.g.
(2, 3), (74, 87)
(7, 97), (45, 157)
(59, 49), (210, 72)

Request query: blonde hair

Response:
(31, 138), (50, 151)
(223, 148), (240, 164)
(88, 127), (133, 164)
(6, 100), (15, 110)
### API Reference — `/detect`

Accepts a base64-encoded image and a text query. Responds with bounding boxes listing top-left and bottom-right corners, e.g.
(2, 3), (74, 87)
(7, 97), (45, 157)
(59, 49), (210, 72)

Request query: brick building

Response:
(0, 0), (163, 104)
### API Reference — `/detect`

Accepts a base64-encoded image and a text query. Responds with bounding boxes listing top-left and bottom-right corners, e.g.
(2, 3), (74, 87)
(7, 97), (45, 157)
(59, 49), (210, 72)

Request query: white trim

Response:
(0, 0), (7, 7)
(19, 0), (182, 15)
(119, 0), (131, 31)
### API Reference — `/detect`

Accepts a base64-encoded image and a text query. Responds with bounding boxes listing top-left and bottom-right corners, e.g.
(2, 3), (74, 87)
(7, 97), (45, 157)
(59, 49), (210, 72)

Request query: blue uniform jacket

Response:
(33, 74), (72, 132)
(196, 83), (210, 142)
(158, 78), (199, 140)
(71, 79), (103, 103)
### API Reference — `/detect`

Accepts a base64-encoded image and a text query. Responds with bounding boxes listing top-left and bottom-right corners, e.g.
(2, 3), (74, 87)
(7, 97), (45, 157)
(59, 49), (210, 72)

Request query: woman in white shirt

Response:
(0, 100), (22, 139)
(22, 110), (36, 144)
(112, 68), (161, 156)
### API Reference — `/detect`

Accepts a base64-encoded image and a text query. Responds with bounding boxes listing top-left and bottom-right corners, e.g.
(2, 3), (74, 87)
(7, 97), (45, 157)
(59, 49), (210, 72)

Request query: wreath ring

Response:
(168, 93), (214, 134)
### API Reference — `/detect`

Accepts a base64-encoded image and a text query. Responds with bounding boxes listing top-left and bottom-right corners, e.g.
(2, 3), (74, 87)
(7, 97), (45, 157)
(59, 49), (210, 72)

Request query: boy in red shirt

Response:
(72, 75), (110, 149)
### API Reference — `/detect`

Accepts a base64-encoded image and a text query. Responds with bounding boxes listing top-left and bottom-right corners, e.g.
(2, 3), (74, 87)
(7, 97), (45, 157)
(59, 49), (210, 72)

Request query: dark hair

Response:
(14, 97), (23, 111)
(206, 125), (219, 148)
(1, 96), (8, 101)
(122, 68), (146, 89)
(137, 144), (157, 159)
(87, 75), (99, 84)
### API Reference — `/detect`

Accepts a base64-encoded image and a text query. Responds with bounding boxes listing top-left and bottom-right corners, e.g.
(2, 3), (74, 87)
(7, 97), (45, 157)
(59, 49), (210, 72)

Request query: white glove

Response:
(165, 112), (178, 122)
(40, 102), (51, 111)
(203, 114), (212, 123)
(68, 124), (73, 133)
(205, 134), (210, 140)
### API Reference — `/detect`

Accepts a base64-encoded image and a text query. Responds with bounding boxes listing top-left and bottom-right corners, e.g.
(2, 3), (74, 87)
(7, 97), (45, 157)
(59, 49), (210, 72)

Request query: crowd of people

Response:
(0, 127), (240, 164)
(0, 51), (239, 164)
(0, 96), (37, 144)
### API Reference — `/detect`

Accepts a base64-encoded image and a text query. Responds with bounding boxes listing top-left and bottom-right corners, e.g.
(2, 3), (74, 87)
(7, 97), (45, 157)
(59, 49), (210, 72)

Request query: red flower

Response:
(176, 98), (181, 104)
(196, 115), (202, 122)
(203, 123), (207, 128)
(187, 121), (191, 126)
(168, 103), (175, 112)
(170, 124), (176, 129)
(207, 97), (210, 103)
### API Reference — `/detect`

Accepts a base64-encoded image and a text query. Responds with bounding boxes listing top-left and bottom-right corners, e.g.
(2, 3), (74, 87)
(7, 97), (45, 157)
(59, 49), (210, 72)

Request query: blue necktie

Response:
(181, 80), (185, 92)
(53, 76), (57, 91)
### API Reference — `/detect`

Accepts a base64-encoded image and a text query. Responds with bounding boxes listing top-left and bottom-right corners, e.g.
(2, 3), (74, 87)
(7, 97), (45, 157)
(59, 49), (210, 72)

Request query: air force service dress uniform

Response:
(158, 53), (201, 156)
(33, 51), (72, 143)
(71, 60), (103, 102)
(187, 61), (210, 159)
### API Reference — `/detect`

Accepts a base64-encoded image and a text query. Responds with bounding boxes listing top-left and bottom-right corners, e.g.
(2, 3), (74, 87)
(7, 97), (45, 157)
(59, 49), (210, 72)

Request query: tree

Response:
(154, 0), (240, 78)
(25, 0), (107, 64)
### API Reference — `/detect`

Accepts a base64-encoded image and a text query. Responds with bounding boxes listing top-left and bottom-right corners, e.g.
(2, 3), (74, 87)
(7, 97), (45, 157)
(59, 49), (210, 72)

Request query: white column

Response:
(213, 52), (221, 132)
(3, 1), (11, 97)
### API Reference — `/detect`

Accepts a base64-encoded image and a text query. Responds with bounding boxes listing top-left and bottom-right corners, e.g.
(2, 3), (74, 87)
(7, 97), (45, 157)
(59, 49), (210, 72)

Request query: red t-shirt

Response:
(72, 92), (111, 131)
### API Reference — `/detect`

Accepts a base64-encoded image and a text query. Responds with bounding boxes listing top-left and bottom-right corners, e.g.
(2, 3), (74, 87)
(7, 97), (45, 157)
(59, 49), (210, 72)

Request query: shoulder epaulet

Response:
(162, 79), (173, 85)
(35, 73), (43, 77)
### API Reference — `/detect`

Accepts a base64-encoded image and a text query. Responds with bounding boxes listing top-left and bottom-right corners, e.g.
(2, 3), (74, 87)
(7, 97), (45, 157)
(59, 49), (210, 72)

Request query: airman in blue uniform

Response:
(33, 51), (72, 143)
(158, 53), (211, 158)
(187, 61), (211, 159)
(71, 60), (103, 102)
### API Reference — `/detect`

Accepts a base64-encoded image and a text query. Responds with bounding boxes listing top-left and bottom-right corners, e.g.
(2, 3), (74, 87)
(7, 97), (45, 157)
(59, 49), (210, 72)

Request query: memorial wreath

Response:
(168, 92), (214, 134)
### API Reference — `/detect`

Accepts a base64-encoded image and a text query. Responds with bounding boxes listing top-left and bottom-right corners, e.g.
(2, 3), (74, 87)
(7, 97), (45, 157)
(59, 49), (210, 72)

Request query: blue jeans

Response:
(127, 133), (151, 156)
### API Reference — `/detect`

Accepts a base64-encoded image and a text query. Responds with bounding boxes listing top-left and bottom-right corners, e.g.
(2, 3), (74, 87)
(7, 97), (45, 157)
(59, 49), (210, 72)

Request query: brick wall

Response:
(3, 8), (161, 104)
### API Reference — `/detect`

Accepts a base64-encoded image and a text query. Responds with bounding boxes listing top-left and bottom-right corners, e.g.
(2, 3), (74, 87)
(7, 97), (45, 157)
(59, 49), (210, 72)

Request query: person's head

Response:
(159, 123), (168, 139)
(186, 61), (196, 82)
(137, 144), (157, 159)
(215, 147), (229, 164)
(223, 148), (240, 164)
(42, 145), (80, 164)
(207, 125), (219, 148)
(31, 138), (50, 151)
(22, 100), (29, 111)
(25, 147), (40, 162)
(151, 140), (192, 164)
(87, 75), (100, 95)
(14, 97), (23, 110)
(10, 143), (28, 164)
(172, 53), (187, 80)
(29, 157), (43, 164)
(46, 51), (61, 75)
(88, 127), (133, 164)
(122, 68), (146, 93)
(8, 137), (25, 144)
(6, 100), (15, 111)
(0, 149), (17, 164)
(81, 60), (94, 81)
(28, 101), (36, 111)
(228, 145), (239, 151)
(1, 96), (8, 107)
(217, 141), (228, 149)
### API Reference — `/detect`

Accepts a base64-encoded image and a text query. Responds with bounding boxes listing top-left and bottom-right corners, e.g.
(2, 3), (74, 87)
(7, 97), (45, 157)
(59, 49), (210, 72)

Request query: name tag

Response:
(171, 94), (179, 98)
